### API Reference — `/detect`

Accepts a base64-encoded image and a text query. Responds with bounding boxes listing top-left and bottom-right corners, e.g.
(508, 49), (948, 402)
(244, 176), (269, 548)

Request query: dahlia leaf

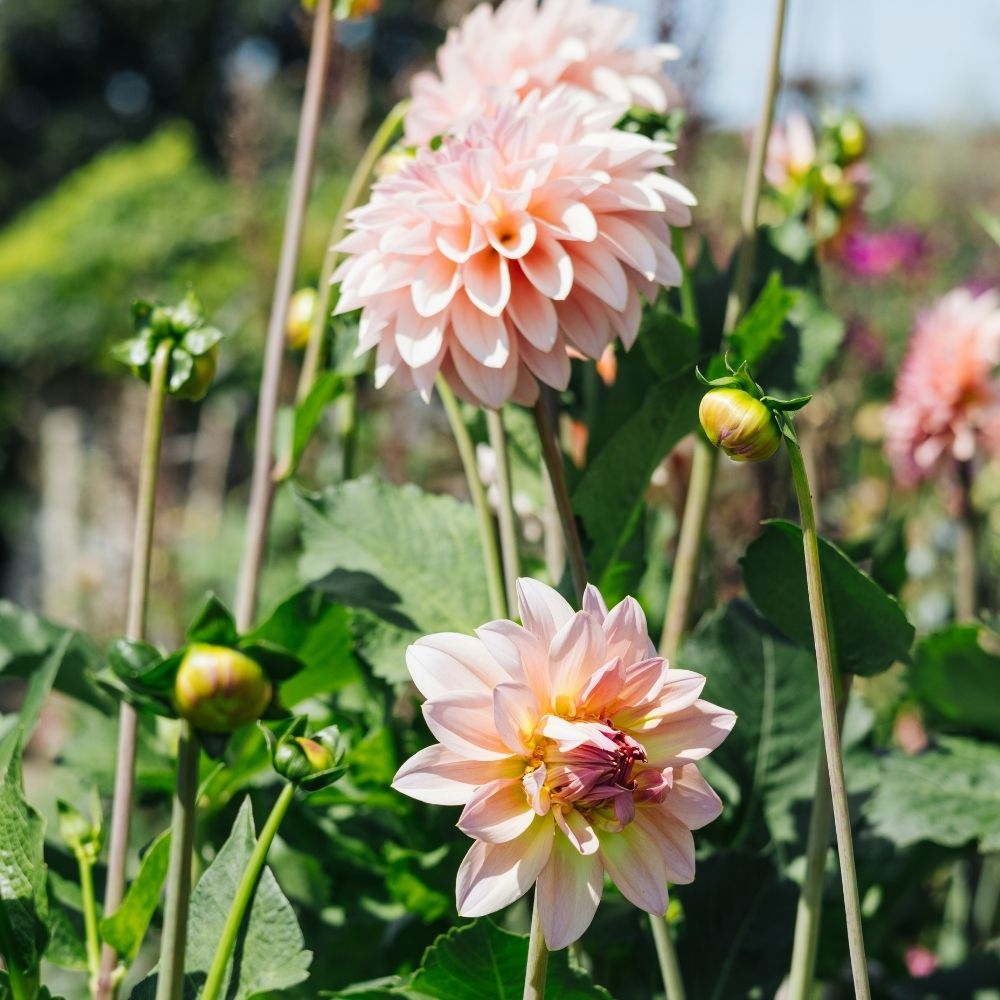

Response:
(741, 519), (914, 676)
(728, 271), (796, 368)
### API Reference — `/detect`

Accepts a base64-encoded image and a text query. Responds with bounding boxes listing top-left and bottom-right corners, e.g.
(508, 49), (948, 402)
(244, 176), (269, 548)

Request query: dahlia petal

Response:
(598, 215), (659, 279)
(450, 335), (519, 409)
(507, 272), (559, 351)
(392, 743), (522, 805)
(549, 611), (608, 706)
(458, 777), (536, 843)
(554, 806), (599, 856)
(493, 682), (541, 755)
(476, 619), (550, 703)
(534, 197), (598, 242)
(423, 692), (513, 761)
(395, 313), (445, 369)
(538, 715), (618, 753)
(636, 805), (697, 884)
(536, 833), (603, 950)
(463, 248), (511, 317)
(519, 339), (571, 391)
(581, 584), (609, 619)
(412, 255), (462, 317)
(597, 816), (669, 915)
(556, 291), (612, 358)
(578, 656), (625, 713)
(406, 632), (509, 700)
(611, 656), (669, 713)
(520, 232), (574, 300)
(451, 294), (510, 367)
(456, 814), (555, 917)
(639, 700), (738, 767)
(603, 596), (656, 665)
(516, 577), (575, 647)
(486, 210), (538, 259)
(666, 764), (724, 830)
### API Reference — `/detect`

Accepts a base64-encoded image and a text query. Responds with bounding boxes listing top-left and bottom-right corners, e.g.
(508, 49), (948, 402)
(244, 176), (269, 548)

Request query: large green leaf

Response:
(908, 624), (1000, 738)
(328, 919), (611, 999)
(0, 730), (49, 989)
(297, 479), (493, 682)
(728, 271), (796, 368)
(864, 736), (1000, 852)
(677, 601), (821, 854)
(741, 520), (914, 677)
(131, 798), (311, 999)
(573, 306), (701, 602)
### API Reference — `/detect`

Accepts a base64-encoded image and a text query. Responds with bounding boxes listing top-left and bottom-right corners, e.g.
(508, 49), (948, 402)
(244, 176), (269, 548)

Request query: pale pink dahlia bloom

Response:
(405, 0), (681, 147)
(333, 88), (693, 408)
(764, 112), (816, 191)
(885, 287), (1000, 487)
(392, 578), (735, 949)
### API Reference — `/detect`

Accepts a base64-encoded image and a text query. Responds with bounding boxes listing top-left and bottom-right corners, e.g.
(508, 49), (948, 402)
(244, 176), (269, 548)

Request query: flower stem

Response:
(649, 910), (686, 1000)
(200, 783), (295, 1000)
(523, 893), (549, 1000)
(786, 675), (853, 1000)
(437, 377), (507, 620)
(97, 338), (173, 999)
(785, 430), (871, 1000)
(295, 98), (410, 404)
(234, 0), (333, 634)
(533, 387), (587, 601)
(487, 408), (521, 613)
(77, 850), (101, 994)
(155, 723), (201, 1000)
(955, 460), (977, 621)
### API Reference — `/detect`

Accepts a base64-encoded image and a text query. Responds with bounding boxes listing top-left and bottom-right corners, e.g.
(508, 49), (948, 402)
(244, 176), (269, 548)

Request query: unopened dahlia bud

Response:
(174, 644), (272, 733)
(699, 388), (781, 463)
(171, 345), (219, 401)
(286, 288), (318, 350)
(273, 725), (348, 790)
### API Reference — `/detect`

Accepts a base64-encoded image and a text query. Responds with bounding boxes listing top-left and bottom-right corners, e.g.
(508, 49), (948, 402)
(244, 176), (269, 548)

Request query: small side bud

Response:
(57, 797), (103, 863)
(699, 388), (781, 463)
(286, 288), (318, 350)
(174, 644), (272, 733)
(272, 723), (349, 791)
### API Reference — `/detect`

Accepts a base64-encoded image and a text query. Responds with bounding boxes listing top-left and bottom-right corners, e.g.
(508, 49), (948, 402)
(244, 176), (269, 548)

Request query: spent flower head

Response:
(333, 87), (693, 408)
(393, 578), (735, 948)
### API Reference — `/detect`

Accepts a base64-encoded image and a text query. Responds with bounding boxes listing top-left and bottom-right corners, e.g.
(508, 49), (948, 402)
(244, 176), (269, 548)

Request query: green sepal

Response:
(186, 594), (239, 646)
(56, 794), (103, 862)
(264, 716), (349, 792)
(759, 393), (812, 412)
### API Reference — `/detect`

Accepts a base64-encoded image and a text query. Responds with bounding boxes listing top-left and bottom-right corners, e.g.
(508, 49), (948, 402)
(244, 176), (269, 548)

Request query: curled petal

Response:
(640, 700), (738, 768)
(493, 682), (541, 755)
(458, 777), (535, 843)
(393, 744), (522, 805)
(536, 833), (603, 950)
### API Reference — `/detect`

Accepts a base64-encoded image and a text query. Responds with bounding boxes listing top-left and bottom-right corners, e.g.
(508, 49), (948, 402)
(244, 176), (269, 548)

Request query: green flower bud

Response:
(286, 288), (318, 350)
(171, 344), (219, 401)
(271, 724), (348, 791)
(174, 644), (272, 733)
(699, 388), (781, 463)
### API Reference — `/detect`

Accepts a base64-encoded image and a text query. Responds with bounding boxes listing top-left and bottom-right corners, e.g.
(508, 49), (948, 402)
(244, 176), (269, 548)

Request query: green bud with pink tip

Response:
(699, 388), (781, 463)
(173, 643), (272, 733)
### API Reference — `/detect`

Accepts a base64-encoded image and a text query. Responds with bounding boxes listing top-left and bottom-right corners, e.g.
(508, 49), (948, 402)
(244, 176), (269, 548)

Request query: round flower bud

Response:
(286, 288), (318, 350)
(174, 644), (272, 733)
(274, 737), (334, 784)
(699, 388), (781, 463)
(171, 345), (219, 401)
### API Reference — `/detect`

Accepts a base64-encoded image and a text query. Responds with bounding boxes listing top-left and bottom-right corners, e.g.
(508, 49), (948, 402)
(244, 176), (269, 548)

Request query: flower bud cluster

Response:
(266, 716), (349, 792)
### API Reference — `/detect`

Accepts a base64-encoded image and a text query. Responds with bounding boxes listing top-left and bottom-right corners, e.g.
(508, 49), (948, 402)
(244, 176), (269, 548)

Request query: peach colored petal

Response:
(423, 693), (513, 761)
(612, 666), (705, 725)
(666, 764), (724, 830)
(463, 248), (512, 317)
(392, 744), (522, 805)
(638, 699), (737, 767)
(536, 833), (603, 949)
(554, 805), (599, 855)
(516, 577), (575, 647)
(637, 805), (696, 884)
(456, 814), (555, 917)
(475, 619), (544, 690)
(493, 682), (541, 755)
(578, 656), (625, 714)
(597, 815), (669, 914)
(549, 611), (607, 707)
(581, 583), (609, 619)
(458, 777), (536, 843)
(405, 632), (509, 700)
(603, 596), (657, 665)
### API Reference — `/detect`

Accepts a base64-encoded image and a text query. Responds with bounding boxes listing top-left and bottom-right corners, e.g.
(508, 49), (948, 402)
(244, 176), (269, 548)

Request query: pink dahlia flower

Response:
(764, 112), (816, 191)
(393, 578), (735, 949)
(885, 287), (1000, 487)
(404, 0), (681, 147)
(333, 88), (693, 408)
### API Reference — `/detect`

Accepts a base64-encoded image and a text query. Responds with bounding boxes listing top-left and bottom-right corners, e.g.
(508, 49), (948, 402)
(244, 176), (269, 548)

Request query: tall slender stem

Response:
(78, 852), (101, 992)
(97, 338), (173, 999)
(649, 909), (686, 1000)
(234, 0), (333, 634)
(437, 377), (507, 620)
(155, 723), (201, 1000)
(955, 460), (977, 621)
(296, 99), (410, 403)
(786, 675), (853, 1000)
(533, 388), (587, 601)
(523, 893), (549, 1000)
(785, 430), (871, 1000)
(200, 783), (295, 1000)
(487, 409), (521, 612)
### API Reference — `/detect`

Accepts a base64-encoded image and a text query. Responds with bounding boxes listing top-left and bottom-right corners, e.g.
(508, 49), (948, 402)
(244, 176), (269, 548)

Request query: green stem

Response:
(340, 384), (358, 480)
(97, 338), (173, 1000)
(938, 859), (972, 965)
(955, 461), (977, 621)
(487, 408), (521, 613)
(77, 850), (102, 991)
(523, 893), (549, 1000)
(155, 723), (201, 1000)
(785, 430), (871, 1000)
(672, 228), (699, 332)
(437, 377), (507, 620)
(972, 854), (1000, 941)
(649, 911), (686, 1000)
(234, 0), (334, 634)
(533, 387), (587, 602)
(786, 675), (853, 1000)
(200, 783), (296, 1000)
(0, 906), (38, 1000)
(296, 99), (410, 404)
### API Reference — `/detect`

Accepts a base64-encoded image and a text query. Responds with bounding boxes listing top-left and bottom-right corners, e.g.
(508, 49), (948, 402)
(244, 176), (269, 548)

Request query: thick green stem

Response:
(78, 850), (101, 992)
(0, 913), (35, 1000)
(200, 783), (295, 1000)
(533, 388), (587, 601)
(523, 894), (549, 1000)
(786, 675), (853, 1000)
(487, 409), (521, 613)
(296, 99), (410, 403)
(786, 431), (871, 1000)
(155, 723), (201, 1000)
(437, 377), (507, 619)
(649, 911), (686, 1000)
(234, 0), (333, 634)
(97, 338), (173, 999)
(955, 461), (977, 621)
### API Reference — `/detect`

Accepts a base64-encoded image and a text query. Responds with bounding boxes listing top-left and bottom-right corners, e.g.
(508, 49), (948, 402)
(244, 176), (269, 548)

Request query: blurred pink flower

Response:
(839, 226), (929, 280)
(885, 287), (1000, 487)
(393, 578), (734, 949)
(764, 112), (816, 191)
(904, 945), (938, 978)
(405, 0), (681, 146)
(334, 88), (692, 408)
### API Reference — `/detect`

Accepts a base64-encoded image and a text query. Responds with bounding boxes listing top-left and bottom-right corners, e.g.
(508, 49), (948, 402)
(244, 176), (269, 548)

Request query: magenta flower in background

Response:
(839, 226), (929, 280)
(404, 0), (681, 147)
(884, 287), (1000, 487)
(333, 88), (693, 408)
(393, 578), (734, 949)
